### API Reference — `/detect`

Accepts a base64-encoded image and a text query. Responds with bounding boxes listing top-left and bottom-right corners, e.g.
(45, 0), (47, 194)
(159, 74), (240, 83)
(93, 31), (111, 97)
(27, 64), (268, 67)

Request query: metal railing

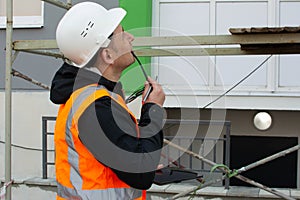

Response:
(42, 117), (231, 187)
(42, 116), (56, 179)
(162, 119), (231, 188)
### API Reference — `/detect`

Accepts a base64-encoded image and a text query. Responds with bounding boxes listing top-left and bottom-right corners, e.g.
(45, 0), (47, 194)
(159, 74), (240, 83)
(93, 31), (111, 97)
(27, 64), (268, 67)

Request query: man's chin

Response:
(116, 52), (136, 69)
(131, 54), (136, 64)
(127, 52), (135, 65)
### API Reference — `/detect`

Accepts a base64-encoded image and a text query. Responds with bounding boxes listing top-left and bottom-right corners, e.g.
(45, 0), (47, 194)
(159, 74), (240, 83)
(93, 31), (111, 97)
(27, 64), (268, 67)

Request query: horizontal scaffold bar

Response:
(13, 33), (300, 56)
(13, 40), (57, 50)
(133, 33), (300, 47)
(134, 47), (300, 56)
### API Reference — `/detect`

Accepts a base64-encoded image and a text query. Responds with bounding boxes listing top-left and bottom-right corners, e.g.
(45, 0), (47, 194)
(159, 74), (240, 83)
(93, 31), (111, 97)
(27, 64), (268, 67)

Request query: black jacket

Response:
(50, 63), (164, 190)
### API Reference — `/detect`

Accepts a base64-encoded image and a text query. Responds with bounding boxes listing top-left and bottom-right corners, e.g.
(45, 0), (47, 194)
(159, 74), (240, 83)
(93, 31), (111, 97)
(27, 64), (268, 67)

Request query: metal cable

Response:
(203, 55), (273, 108)
(0, 140), (54, 152)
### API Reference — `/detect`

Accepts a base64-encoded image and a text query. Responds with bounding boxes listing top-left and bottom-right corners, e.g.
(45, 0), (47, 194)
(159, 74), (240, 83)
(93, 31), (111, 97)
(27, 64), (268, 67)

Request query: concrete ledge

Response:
(259, 188), (291, 198)
(148, 183), (300, 199)
(195, 186), (228, 196)
(2, 178), (300, 199)
(291, 189), (300, 198)
(227, 186), (259, 198)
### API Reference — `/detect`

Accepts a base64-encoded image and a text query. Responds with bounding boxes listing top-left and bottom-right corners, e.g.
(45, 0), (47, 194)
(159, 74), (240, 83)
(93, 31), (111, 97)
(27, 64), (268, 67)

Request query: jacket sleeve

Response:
(78, 96), (164, 190)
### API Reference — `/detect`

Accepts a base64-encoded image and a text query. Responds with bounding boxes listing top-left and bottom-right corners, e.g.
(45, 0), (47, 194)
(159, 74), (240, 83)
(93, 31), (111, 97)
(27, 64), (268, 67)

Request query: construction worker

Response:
(50, 2), (165, 200)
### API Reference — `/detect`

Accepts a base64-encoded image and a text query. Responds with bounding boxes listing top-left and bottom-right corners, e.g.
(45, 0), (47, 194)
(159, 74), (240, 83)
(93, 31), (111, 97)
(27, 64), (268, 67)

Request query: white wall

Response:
(0, 91), (58, 180)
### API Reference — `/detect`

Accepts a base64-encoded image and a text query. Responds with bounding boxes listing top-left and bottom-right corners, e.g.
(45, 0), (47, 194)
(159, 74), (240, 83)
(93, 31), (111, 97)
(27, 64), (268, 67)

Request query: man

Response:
(50, 2), (165, 200)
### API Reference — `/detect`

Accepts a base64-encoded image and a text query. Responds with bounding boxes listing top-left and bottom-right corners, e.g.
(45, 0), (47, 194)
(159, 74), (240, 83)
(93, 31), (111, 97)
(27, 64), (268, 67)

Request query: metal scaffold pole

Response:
(5, 0), (13, 199)
(3, 1), (72, 199)
(41, 0), (72, 10)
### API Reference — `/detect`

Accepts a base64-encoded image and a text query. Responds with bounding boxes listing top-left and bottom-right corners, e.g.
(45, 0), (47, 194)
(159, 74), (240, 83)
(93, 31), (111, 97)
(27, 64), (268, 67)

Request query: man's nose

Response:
(126, 32), (134, 42)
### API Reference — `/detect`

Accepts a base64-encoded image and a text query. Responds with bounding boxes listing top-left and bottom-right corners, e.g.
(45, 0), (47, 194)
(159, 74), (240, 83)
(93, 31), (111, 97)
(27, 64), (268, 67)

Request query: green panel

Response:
(119, 0), (152, 93)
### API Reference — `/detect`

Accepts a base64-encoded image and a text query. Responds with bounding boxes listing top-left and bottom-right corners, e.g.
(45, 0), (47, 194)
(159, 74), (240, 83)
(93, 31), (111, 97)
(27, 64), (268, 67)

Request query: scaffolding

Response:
(4, 0), (300, 199)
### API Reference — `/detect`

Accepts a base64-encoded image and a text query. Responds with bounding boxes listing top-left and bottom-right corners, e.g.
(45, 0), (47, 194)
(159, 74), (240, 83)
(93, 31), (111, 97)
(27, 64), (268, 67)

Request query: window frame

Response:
(0, 0), (44, 28)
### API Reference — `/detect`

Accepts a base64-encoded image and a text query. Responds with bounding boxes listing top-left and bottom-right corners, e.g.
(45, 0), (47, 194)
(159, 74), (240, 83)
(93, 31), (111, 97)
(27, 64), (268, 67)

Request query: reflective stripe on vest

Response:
(55, 84), (144, 200)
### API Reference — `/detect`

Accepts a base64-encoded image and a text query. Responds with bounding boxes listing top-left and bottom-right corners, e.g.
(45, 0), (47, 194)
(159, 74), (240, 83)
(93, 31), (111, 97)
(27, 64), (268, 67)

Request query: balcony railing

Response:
(42, 117), (231, 188)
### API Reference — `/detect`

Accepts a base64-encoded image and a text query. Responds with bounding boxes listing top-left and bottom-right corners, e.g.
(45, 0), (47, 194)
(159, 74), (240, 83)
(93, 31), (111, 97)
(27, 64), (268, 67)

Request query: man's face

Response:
(109, 25), (135, 70)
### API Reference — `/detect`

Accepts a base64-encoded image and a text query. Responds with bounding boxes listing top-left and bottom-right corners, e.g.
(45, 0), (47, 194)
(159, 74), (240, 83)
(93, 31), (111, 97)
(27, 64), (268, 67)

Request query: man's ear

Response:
(100, 48), (114, 65)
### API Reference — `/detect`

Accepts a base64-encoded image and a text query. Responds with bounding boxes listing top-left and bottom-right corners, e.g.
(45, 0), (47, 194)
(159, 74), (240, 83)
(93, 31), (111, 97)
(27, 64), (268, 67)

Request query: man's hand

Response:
(157, 164), (164, 170)
(143, 77), (165, 107)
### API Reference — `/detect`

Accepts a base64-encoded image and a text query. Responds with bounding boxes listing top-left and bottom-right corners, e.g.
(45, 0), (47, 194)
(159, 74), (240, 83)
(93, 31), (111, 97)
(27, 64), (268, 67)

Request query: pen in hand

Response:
(142, 76), (159, 104)
(142, 80), (153, 104)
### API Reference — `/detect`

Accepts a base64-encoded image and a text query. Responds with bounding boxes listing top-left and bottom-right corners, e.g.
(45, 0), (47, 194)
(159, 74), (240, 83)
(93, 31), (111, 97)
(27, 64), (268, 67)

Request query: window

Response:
(0, 0), (44, 28)
(278, 1), (300, 88)
(153, 0), (300, 95)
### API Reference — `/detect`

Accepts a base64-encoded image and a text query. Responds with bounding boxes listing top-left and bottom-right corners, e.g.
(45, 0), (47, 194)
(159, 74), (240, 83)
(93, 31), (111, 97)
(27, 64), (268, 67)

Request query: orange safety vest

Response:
(55, 84), (146, 200)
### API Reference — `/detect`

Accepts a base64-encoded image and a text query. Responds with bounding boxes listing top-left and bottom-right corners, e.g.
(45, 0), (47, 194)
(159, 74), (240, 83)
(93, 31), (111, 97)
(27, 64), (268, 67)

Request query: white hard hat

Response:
(56, 2), (126, 68)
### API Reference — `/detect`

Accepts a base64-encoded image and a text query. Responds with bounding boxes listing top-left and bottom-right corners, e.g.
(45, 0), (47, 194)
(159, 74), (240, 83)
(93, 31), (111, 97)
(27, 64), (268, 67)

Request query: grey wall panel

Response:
(0, 0), (119, 90)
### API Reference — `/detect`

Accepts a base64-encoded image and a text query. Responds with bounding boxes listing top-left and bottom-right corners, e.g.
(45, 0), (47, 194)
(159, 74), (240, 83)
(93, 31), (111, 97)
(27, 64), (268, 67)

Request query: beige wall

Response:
(0, 91), (58, 180)
(0, 0), (41, 16)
